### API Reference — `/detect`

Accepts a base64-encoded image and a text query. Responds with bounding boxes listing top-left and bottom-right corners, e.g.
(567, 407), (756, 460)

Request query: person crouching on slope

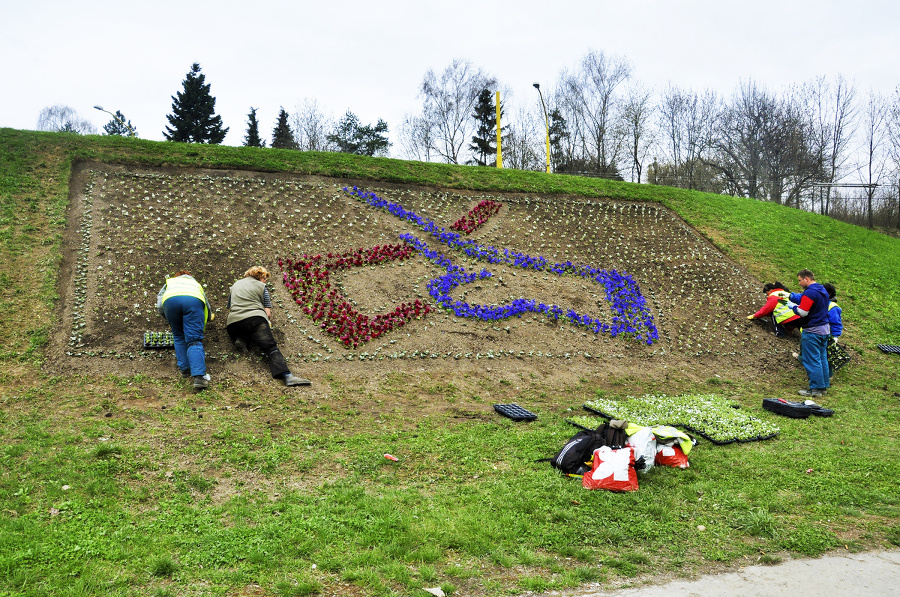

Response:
(747, 281), (802, 338)
(226, 266), (311, 387)
(156, 270), (214, 390)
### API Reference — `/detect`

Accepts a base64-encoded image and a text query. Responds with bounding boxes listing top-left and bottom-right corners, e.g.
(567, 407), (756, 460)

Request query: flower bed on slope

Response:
(52, 166), (783, 380)
(344, 187), (658, 345)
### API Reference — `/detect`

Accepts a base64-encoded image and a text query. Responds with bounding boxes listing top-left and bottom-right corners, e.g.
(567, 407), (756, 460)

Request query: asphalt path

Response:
(554, 549), (900, 597)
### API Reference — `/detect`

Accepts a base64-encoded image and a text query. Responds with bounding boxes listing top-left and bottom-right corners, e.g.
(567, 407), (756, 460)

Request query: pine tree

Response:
(271, 108), (297, 149)
(102, 110), (137, 137)
(163, 63), (229, 144)
(548, 109), (569, 171)
(468, 89), (501, 166)
(243, 107), (264, 147)
(326, 110), (390, 156)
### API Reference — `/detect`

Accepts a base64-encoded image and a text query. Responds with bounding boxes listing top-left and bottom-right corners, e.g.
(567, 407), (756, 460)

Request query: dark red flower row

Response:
(449, 200), (502, 234)
(278, 245), (433, 348)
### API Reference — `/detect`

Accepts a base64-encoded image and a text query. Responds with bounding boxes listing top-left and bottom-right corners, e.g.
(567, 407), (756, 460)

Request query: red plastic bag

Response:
(582, 446), (639, 492)
(655, 443), (690, 469)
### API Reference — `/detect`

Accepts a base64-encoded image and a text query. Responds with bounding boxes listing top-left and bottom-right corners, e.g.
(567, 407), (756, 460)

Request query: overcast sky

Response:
(2, 0), (897, 154)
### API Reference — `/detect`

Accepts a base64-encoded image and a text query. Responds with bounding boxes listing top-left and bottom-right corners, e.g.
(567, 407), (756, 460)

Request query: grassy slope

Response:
(1, 128), (899, 597)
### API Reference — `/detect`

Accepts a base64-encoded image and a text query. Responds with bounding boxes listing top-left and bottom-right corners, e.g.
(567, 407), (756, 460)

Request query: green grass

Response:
(1, 128), (900, 596)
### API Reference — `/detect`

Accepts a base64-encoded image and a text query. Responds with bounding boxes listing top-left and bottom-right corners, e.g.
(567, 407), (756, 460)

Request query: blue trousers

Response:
(800, 331), (829, 391)
(163, 295), (206, 377)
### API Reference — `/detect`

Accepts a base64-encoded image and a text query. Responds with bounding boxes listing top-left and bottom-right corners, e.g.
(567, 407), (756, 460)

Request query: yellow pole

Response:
(496, 91), (502, 168)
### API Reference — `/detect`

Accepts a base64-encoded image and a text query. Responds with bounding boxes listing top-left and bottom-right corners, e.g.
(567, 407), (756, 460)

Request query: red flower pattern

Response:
(449, 200), (502, 234)
(279, 244), (433, 348)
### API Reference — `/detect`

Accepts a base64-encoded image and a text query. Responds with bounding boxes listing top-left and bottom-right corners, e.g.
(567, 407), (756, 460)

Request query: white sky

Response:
(2, 0), (897, 154)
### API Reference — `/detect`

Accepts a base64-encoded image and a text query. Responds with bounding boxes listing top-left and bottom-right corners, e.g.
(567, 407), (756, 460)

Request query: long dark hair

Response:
(763, 281), (789, 294)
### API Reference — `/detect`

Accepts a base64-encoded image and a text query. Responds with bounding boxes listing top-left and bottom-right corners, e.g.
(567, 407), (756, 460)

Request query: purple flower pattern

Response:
(344, 187), (658, 344)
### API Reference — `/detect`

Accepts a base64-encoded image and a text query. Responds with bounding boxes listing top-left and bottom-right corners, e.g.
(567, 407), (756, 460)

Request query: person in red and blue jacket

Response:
(781, 269), (831, 397)
(747, 281), (802, 338)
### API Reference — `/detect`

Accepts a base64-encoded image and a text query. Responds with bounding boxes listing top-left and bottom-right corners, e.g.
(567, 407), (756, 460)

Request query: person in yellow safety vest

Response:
(822, 283), (843, 379)
(747, 282), (802, 338)
(156, 270), (214, 390)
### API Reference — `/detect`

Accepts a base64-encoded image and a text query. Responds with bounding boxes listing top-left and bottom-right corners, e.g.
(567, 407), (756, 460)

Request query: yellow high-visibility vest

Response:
(161, 276), (209, 323)
(773, 300), (796, 324)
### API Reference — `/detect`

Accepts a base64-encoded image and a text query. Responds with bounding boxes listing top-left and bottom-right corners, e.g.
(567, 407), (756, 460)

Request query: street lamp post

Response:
(533, 83), (551, 173)
(94, 105), (135, 137)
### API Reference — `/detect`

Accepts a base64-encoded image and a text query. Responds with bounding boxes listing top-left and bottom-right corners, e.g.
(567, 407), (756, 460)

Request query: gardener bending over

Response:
(156, 270), (214, 390)
(226, 266), (311, 387)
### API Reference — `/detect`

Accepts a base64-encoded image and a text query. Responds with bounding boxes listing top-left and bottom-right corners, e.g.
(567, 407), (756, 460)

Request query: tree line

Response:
(398, 53), (900, 230)
(36, 56), (900, 229)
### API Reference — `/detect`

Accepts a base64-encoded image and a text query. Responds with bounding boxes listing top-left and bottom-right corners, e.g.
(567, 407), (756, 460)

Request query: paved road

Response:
(553, 549), (900, 597)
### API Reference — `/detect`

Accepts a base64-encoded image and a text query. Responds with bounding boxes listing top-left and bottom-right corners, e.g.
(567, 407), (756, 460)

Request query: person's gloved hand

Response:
(746, 315), (755, 320)
(773, 291), (790, 299)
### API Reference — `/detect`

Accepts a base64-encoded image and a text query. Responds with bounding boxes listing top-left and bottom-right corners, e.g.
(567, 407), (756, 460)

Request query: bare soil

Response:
(45, 162), (798, 412)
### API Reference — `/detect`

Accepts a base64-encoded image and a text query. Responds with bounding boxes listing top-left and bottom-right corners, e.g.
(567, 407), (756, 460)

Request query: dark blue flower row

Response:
(344, 187), (658, 344)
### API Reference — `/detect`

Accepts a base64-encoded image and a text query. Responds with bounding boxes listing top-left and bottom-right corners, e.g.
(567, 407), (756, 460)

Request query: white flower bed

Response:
(581, 393), (779, 444)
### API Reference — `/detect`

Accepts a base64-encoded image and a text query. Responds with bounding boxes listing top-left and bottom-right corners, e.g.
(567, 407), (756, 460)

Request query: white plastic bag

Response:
(625, 425), (656, 474)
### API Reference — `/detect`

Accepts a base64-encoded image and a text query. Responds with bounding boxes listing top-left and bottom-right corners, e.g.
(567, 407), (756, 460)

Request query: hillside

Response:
(2, 128), (899, 597)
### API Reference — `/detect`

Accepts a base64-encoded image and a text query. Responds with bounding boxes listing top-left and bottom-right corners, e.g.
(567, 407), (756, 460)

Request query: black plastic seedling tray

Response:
(877, 344), (900, 354)
(493, 403), (537, 421)
(143, 331), (174, 349)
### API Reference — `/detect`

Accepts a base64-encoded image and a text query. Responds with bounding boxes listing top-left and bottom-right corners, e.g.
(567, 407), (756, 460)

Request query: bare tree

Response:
(397, 113), (435, 162)
(290, 99), (334, 152)
(713, 80), (819, 204)
(37, 105), (97, 134)
(619, 84), (655, 183)
(887, 85), (900, 228)
(418, 59), (498, 164)
(800, 75), (858, 215)
(502, 104), (543, 171)
(713, 81), (771, 199)
(658, 85), (687, 177)
(558, 49), (631, 177)
(858, 90), (888, 228)
(656, 85), (720, 189)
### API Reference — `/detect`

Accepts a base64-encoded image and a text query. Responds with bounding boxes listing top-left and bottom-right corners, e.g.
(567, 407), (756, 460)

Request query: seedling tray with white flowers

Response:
(582, 393), (779, 445)
(143, 331), (174, 349)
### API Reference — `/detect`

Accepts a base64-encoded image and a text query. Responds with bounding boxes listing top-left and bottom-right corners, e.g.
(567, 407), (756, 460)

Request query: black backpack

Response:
(548, 420), (627, 475)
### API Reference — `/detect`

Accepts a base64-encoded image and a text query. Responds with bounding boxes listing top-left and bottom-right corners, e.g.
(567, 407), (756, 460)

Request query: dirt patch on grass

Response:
(45, 162), (800, 408)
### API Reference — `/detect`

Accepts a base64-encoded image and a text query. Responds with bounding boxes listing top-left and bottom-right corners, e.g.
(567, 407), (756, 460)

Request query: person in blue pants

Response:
(780, 269), (831, 398)
(156, 270), (214, 389)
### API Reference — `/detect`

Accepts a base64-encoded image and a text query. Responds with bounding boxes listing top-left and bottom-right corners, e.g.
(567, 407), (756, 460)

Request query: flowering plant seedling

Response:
(143, 330), (174, 348)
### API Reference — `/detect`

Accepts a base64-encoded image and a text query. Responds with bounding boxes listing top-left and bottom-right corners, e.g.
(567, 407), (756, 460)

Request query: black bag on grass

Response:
(549, 420), (628, 475)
